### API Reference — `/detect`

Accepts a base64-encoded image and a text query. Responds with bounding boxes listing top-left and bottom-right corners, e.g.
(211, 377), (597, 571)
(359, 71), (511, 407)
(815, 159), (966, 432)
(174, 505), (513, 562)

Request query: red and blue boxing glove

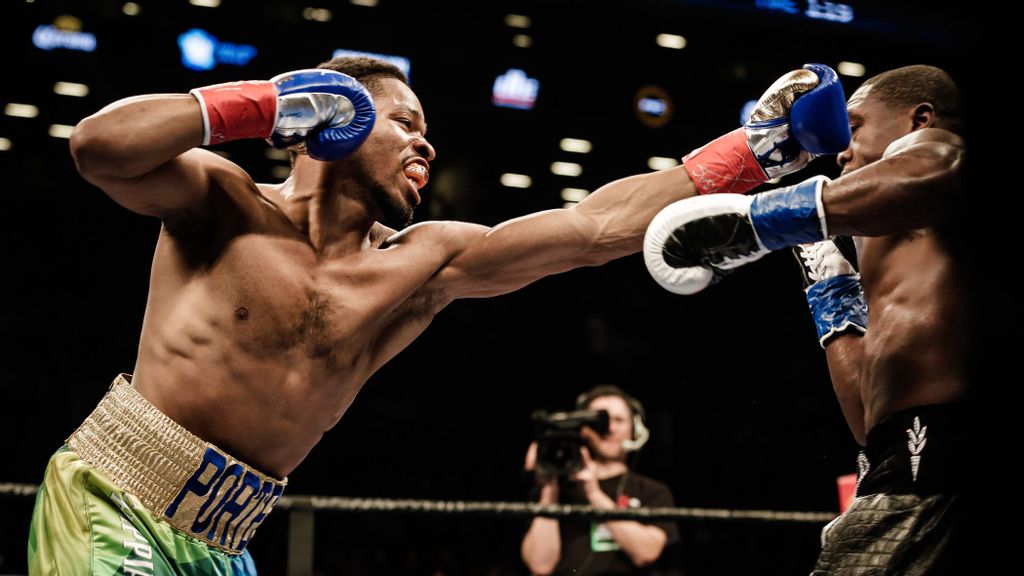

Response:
(643, 63), (851, 295)
(189, 69), (376, 161)
(682, 63), (849, 195)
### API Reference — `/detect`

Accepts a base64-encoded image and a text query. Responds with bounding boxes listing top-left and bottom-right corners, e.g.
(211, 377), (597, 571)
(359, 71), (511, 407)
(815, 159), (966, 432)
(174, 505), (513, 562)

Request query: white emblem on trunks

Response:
(906, 416), (927, 482)
(855, 451), (870, 495)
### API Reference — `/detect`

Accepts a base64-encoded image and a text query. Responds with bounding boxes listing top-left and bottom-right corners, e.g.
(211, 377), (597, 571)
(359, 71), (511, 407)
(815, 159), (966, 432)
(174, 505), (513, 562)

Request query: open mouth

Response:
(404, 162), (429, 190)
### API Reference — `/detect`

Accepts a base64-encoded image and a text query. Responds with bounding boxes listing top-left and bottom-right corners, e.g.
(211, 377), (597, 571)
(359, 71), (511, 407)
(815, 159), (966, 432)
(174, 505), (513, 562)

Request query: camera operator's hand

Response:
(525, 441), (560, 504)
(573, 447), (609, 506)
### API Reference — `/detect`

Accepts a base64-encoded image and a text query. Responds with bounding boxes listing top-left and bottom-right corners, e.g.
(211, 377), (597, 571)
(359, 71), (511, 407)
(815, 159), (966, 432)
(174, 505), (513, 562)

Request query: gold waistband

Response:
(67, 374), (287, 554)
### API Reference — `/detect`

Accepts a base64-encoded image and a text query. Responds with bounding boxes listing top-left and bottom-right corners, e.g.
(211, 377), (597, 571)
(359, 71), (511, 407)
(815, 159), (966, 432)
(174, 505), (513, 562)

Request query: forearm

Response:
(71, 95), (204, 181)
(573, 165), (696, 263)
(435, 166), (697, 301)
(823, 141), (962, 236)
(606, 521), (668, 567)
(585, 487), (667, 566)
(521, 518), (561, 575)
(824, 335), (867, 444)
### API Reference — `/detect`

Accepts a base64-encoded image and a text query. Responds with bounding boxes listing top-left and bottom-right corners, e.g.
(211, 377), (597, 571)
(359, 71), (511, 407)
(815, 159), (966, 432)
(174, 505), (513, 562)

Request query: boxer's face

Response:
(837, 85), (914, 176)
(584, 395), (634, 462)
(342, 78), (434, 229)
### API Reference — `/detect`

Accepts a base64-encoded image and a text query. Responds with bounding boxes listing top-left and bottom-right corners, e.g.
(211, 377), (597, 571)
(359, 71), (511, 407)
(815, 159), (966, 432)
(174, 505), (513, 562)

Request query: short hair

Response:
(862, 65), (963, 132)
(316, 56), (408, 93)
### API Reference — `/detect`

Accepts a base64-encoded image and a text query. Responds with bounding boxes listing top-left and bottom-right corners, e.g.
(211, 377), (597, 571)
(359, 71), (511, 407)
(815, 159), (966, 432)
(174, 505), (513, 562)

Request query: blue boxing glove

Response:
(190, 69), (375, 162)
(643, 176), (829, 294)
(683, 64), (850, 195)
(795, 239), (867, 347)
(269, 69), (376, 161)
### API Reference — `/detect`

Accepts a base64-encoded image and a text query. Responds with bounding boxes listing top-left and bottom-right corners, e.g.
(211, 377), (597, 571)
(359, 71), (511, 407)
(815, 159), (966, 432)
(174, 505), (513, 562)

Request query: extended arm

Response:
(645, 128), (963, 295)
(413, 64), (849, 303)
(423, 166), (696, 303)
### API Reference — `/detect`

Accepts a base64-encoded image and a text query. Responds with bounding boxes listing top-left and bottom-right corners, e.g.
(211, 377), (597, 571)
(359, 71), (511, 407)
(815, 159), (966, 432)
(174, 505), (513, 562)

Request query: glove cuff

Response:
(750, 176), (829, 250)
(190, 80), (276, 146)
(682, 128), (768, 195)
(805, 273), (867, 348)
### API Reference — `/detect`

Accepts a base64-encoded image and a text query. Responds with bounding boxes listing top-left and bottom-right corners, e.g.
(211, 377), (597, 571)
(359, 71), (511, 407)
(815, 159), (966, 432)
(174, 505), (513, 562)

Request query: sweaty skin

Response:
(70, 78), (697, 478)
(815, 84), (966, 444)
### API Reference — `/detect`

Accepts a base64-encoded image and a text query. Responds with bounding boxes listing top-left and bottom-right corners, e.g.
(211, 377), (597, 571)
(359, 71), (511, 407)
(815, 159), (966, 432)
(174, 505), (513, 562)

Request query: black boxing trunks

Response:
(812, 404), (964, 575)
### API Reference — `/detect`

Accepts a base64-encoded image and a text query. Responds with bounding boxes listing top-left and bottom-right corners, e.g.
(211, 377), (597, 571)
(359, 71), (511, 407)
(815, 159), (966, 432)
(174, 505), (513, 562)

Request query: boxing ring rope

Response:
(2, 482), (837, 575)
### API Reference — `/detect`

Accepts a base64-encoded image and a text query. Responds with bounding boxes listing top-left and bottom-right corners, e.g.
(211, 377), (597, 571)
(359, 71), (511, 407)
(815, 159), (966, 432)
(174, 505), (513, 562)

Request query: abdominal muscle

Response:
(856, 230), (968, 434)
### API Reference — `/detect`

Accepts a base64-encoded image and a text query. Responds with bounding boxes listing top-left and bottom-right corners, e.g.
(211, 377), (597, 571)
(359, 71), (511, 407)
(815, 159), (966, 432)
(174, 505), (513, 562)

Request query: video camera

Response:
(531, 409), (609, 477)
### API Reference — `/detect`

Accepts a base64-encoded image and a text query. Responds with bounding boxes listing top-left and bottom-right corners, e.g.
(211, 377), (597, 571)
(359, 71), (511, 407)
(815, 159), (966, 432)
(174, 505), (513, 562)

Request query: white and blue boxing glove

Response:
(190, 69), (376, 161)
(795, 238), (867, 346)
(644, 176), (829, 294)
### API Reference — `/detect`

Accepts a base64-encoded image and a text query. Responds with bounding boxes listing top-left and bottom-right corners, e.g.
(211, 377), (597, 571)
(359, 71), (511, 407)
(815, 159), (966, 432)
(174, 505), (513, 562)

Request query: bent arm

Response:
(607, 522), (668, 567)
(70, 94), (224, 219)
(521, 518), (562, 575)
(584, 488), (667, 567)
(521, 480), (562, 575)
(823, 335), (867, 444)
(824, 129), (963, 236)
(431, 166), (696, 301)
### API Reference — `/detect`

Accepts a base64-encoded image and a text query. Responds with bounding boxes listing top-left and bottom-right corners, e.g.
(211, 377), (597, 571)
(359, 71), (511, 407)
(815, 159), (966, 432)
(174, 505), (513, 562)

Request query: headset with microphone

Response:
(575, 384), (650, 453)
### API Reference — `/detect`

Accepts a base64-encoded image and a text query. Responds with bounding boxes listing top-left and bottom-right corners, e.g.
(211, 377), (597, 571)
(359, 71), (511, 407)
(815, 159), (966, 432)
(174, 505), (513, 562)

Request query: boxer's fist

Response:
(683, 64), (850, 195)
(794, 240), (867, 347)
(268, 70), (375, 161)
(644, 176), (830, 295)
(190, 69), (375, 162)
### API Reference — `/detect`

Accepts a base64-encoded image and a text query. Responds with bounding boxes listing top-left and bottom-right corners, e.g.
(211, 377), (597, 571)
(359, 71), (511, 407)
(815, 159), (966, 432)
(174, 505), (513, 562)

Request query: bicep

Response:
(428, 210), (600, 301)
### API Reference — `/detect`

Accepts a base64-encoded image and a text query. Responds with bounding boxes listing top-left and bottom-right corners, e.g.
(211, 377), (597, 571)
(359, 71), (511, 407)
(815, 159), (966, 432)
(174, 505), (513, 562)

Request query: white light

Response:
(647, 156), (680, 171)
(500, 173), (532, 188)
(265, 148), (290, 161)
(560, 188), (589, 202)
(302, 7), (333, 22)
(837, 61), (866, 77)
(48, 124), (75, 139)
(563, 201), (578, 209)
(512, 34), (532, 48)
(272, 166), (292, 180)
(188, 0), (220, 7)
(0, 138), (11, 151)
(122, 2), (140, 16)
(54, 81), (89, 97)
(350, 0), (378, 6)
(656, 33), (687, 49)
(504, 14), (531, 28)
(550, 162), (582, 177)
(559, 138), (592, 154)
(5, 103), (39, 118)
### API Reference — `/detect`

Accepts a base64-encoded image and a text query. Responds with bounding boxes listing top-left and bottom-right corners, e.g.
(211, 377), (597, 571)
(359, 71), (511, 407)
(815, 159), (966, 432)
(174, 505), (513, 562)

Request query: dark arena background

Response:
(0, 1), (1009, 574)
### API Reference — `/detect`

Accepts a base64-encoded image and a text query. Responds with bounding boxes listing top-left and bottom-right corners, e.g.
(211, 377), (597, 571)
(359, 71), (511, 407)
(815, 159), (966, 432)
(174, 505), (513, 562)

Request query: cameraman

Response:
(521, 385), (679, 575)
